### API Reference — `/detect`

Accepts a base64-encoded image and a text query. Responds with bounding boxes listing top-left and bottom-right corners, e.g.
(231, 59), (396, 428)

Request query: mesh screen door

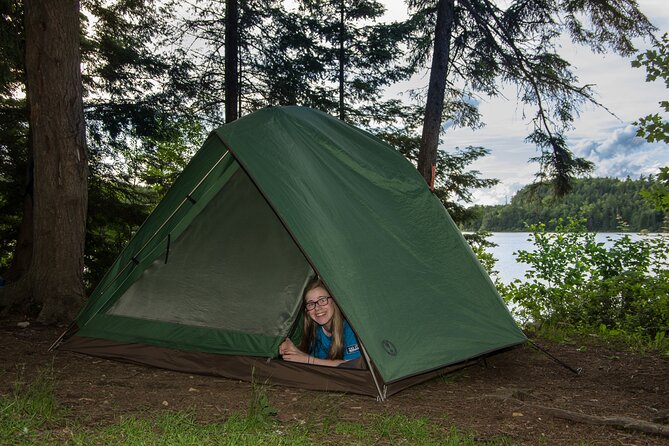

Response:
(108, 166), (313, 337)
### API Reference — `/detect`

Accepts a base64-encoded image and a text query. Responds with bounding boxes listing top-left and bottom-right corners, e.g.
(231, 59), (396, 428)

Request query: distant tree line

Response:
(463, 177), (667, 232)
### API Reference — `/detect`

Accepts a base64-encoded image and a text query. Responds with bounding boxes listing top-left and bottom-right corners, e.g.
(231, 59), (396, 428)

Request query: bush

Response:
(500, 218), (669, 352)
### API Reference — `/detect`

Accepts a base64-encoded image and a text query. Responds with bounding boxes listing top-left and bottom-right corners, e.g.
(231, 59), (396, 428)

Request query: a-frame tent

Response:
(57, 106), (526, 399)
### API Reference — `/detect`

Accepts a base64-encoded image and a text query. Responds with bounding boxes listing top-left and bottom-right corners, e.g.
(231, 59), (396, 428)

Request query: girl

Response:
(279, 277), (360, 366)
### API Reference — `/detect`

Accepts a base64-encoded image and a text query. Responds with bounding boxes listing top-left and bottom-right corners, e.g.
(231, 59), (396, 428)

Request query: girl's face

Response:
(304, 286), (335, 328)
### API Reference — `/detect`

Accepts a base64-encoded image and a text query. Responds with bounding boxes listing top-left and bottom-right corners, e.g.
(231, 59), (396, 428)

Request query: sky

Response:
(382, 0), (669, 205)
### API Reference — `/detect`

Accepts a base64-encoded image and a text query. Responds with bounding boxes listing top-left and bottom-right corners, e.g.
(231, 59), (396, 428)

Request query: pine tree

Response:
(409, 0), (655, 195)
(0, 0), (88, 323)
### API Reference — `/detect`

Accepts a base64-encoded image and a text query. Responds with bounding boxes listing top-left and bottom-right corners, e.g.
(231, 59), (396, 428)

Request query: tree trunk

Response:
(225, 0), (239, 123)
(338, 0), (345, 121)
(0, 0), (88, 324)
(417, 0), (455, 190)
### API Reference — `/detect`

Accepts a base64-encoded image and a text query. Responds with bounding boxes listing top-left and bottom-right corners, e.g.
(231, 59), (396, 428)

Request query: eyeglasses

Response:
(305, 296), (331, 311)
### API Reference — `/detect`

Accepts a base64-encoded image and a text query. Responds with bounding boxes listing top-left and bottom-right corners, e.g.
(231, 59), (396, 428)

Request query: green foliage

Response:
(172, 0), (497, 222)
(466, 229), (500, 279)
(333, 415), (512, 445)
(292, 0), (412, 122)
(500, 218), (669, 353)
(78, 410), (305, 446)
(247, 370), (277, 425)
(87, 411), (510, 446)
(0, 364), (61, 445)
(0, 0), (28, 275)
(0, 1), (205, 287)
(635, 112), (669, 144)
(632, 33), (669, 214)
(632, 33), (669, 145)
(174, 0), (412, 127)
(640, 167), (669, 213)
(463, 177), (666, 232)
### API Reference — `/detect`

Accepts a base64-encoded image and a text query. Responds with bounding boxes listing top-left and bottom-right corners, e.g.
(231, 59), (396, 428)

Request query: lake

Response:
(485, 232), (662, 284)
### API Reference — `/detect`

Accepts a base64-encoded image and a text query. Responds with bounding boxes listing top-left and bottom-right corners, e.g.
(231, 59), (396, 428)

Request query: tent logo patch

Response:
(382, 340), (397, 356)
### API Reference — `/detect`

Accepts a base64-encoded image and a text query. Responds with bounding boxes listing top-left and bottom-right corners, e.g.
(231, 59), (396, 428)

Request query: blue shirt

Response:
(311, 320), (361, 360)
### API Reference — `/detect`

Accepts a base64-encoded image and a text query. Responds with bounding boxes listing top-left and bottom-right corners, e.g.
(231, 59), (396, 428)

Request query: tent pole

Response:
(126, 150), (233, 265)
(360, 342), (385, 402)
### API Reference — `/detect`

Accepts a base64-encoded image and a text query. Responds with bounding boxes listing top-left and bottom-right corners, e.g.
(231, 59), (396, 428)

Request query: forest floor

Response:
(1, 322), (668, 445)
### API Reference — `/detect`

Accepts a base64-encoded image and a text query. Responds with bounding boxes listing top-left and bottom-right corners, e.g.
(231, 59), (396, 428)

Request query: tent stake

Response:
(48, 321), (77, 351)
(528, 339), (582, 375)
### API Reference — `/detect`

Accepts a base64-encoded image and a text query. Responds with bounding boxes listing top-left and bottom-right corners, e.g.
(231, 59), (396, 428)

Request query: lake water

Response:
(485, 232), (662, 284)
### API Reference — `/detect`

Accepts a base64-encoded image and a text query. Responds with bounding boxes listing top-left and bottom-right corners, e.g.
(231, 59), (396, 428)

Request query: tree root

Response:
(485, 390), (669, 437)
(531, 404), (669, 437)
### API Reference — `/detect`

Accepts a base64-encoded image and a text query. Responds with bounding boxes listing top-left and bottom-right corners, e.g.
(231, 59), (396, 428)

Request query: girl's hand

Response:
(279, 338), (310, 363)
(278, 338), (297, 355)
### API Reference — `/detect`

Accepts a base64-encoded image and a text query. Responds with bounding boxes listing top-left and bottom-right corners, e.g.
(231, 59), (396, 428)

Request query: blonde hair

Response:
(299, 276), (345, 360)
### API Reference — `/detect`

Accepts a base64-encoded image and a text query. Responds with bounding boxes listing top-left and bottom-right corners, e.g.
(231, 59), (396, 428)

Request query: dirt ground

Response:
(1, 322), (667, 446)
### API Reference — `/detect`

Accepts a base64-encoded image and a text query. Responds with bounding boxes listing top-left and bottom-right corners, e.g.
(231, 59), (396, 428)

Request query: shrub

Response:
(500, 217), (669, 352)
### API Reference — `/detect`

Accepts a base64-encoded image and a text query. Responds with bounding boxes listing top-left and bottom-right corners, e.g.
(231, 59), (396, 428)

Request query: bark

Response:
(417, 0), (455, 189)
(1, 0), (88, 324)
(225, 0), (239, 123)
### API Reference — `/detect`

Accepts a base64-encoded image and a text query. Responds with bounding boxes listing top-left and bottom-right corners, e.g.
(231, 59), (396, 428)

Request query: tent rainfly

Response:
(54, 106), (526, 399)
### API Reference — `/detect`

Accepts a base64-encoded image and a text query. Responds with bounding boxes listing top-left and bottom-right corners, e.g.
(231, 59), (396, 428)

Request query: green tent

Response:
(57, 106), (525, 399)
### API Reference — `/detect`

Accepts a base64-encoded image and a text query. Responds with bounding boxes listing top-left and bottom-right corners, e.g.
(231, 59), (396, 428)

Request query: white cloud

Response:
(571, 124), (669, 177)
(472, 181), (527, 206)
(572, 125), (647, 159)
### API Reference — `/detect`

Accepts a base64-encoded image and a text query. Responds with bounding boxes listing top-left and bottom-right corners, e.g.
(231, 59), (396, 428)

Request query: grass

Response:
(529, 322), (669, 357)
(0, 366), (518, 446)
(73, 411), (314, 446)
(0, 363), (63, 445)
(332, 415), (513, 445)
